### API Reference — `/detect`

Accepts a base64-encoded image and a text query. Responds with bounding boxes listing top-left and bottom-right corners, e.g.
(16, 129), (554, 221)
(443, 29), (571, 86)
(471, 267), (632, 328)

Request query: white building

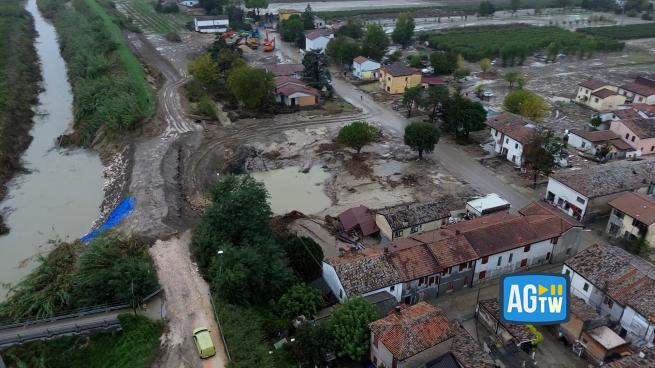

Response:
(352, 56), (381, 80)
(617, 76), (655, 105)
(545, 160), (655, 221)
(563, 243), (655, 348)
(465, 193), (510, 218)
(180, 0), (198, 7)
(566, 129), (634, 160)
(313, 16), (326, 29)
(485, 112), (536, 167)
(194, 15), (229, 33)
(305, 29), (333, 53)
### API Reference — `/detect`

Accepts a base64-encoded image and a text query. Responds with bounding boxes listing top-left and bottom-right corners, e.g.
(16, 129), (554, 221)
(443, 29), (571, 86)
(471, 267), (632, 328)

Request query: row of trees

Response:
(0, 233), (159, 321)
(279, 5), (317, 48)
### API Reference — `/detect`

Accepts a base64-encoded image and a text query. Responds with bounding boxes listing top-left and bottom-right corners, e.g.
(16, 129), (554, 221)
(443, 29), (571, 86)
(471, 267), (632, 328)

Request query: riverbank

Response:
(0, 0), (41, 235)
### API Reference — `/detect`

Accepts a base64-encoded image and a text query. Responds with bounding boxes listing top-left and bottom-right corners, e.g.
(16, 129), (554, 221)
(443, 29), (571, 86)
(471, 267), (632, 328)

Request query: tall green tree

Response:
(277, 284), (324, 319)
(430, 51), (459, 74)
(302, 50), (332, 91)
(479, 57), (492, 73)
(478, 1), (496, 16)
(302, 4), (315, 30)
(443, 96), (487, 140)
(404, 121), (440, 158)
(188, 53), (219, 90)
(191, 175), (273, 269)
(280, 235), (324, 282)
(227, 65), (275, 113)
(280, 15), (305, 48)
(401, 85), (424, 117)
(361, 24), (389, 61)
(291, 324), (336, 368)
(421, 85), (449, 122)
(391, 12), (415, 48)
(331, 298), (378, 361)
(336, 121), (378, 154)
(336, 20), (364, 39)
(523, 127), (560, 187)
(503, 90), (549, 121)
(326, 36), (361, 66)
(504, 71), (521, 88)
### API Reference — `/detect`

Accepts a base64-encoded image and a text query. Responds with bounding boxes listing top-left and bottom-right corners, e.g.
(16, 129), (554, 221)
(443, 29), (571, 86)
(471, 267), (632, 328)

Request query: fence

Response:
(208, 289), (231, 361)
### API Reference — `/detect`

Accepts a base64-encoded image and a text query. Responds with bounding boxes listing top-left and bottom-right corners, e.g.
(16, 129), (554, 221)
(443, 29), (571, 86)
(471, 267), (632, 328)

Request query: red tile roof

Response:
(370, 303), (458, 361)
(382, 63), (421, 77)
(305, 29), (333, 40)
(388, 243), (442, 281)
(353, 56), (368, 64)
(608, 192), (655, 226)
(519, 201), (583, 228)
(326, 247), (401, 296)
(591, 88), (618, 99)
(620, 76), (655, 97)
(631, 103), (655, 117)
(274, 76), (320, 97)
(579, 79), (610, 90)
(485, 112), (536, 145)
(338, 205), (379, 236)
(421, 76), (447, 86)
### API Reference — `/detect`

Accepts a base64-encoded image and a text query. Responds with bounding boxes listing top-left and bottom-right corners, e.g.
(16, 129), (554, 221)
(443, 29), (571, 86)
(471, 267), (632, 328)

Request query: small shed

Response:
(466, 193), (511, 218)
(338, 205), (379, 236)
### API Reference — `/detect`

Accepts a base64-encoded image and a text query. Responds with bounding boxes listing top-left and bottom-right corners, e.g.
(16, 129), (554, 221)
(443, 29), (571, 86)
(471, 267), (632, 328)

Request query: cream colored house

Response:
(375, 202), (450, 241)
(606, 192), (655, 247)
(576, 79), (625, 112)
(379, 63), (422, 94)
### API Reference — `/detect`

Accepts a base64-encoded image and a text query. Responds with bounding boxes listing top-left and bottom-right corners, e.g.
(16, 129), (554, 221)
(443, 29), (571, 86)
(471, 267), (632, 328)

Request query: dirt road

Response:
(150, 231), (227, 368)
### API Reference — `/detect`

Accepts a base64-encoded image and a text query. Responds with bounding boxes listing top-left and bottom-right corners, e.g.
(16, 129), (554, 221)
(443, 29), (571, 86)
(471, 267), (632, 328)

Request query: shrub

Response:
(196, 95), (218, 119)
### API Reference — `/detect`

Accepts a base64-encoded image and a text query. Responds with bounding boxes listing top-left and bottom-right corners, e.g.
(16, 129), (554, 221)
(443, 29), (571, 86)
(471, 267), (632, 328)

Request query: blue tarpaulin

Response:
(81, 197), (135, 242)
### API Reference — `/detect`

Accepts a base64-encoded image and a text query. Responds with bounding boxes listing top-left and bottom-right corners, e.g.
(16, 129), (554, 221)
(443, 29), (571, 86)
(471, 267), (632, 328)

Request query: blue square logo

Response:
(500, 273), (570, 324)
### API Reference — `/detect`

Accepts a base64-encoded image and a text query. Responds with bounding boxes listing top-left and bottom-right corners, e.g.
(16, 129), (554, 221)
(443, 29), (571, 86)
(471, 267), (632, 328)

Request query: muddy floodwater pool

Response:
(250, 166), (332, 215)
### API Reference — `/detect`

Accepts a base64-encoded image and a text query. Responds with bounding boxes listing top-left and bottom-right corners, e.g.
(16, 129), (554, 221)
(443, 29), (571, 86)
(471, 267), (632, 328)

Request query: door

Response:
(290, 97), (296, 106)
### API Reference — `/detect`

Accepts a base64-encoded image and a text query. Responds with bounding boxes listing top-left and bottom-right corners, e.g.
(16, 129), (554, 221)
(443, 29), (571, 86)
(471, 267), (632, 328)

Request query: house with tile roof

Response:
(567, 129), (635, 160)
(375, 201), (452, 241)
(617, 76), (655, 105)
(576, 79), (625, 112)
(606, 349), (655, 368)
(485, 112), (537, 167)
(352, 56), (381, 80)
(263, 63), (304, 79)
(477, 299), (537, 348)
(606, 192), (655, 247)
(609, 106), (655, 155)
(563, 243), (655, 347)
(369, 302), (494, 368)
(305, 29), (334, 53)
(274, 76), (320, 107)
(544, 160), (655, 221)
(379, 63), (422, 94)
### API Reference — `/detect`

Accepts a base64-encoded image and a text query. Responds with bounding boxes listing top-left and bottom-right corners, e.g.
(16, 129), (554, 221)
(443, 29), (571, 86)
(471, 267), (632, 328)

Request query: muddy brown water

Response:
(250, 166), (332, 215)
(0, 0), (104, 301)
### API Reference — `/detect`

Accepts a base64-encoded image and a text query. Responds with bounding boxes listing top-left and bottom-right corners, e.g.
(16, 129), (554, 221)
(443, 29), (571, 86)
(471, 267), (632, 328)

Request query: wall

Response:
(490, 128), (525, 166)
(563, 266), (625, 322)
(545, 178), (589, 220)
(610, 120), (655, 154)
(305, 35), (332, 52)
(438, 264), (474, 296)
(322, 262), (346, 301)
(588, 94), (626, 112)
(371, 333), (395, 368)
(551, 227), (583, 264)
(560, 314), (584, 343)
(473, 239), (553, 285)
(376, 216), (446, 241)
(567, 133), (595, 153)
(618, 306), (655, 347)
(402, 274), (440, 304)
(379, 71), (421, 94)
(617, 87), (655, 105)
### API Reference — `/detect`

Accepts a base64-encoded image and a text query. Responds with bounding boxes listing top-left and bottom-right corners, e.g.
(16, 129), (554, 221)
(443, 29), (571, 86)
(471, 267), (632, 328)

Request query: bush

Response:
(218, 303), (277, 368)
(165, 32), (181, 42)
(196, 95), (218, 119)
(280, 235), (324, 282)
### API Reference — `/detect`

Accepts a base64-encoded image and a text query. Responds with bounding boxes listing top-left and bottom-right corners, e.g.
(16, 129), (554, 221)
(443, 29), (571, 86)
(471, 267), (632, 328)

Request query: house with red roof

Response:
(369, 302), (494, 368)
(576, 79), (626, 112)
(567, 128), (635, 160)
(618, 76), (655, 105)
(274, 76), (320, 107)
(609, 106), (655, 155)
(485, 112), (537, 167)
(606, 192), (655, 247)
(304, 29), (333, 53)
(352, 56), (381, 80)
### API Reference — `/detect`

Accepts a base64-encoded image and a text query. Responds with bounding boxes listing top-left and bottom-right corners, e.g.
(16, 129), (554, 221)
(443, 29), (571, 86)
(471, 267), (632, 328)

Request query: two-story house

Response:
(304, 29), (334, 53)
(379, 63), (422, 94)
(375, 201), (451, 241)
(618, 76), (655, 105)
(352, 56), (381, 80)
(485, 112), (536, 167)
(609, 107), (655, 155)
(606, 192), (655, 247)
(566, 129), (635, 160)
(563, 243), (655, 348)
(576, 79), (625, 112)
(369, 303), (494, 368)
(545, 160), (655, 221)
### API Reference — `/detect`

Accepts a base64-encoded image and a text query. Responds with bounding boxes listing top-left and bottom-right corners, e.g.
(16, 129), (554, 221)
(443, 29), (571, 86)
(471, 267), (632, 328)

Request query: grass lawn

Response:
(359, 82), (381, 93)
(84, 0), (155, 118)
(3, 314), (163, 368)
(114, 0), (191, 34)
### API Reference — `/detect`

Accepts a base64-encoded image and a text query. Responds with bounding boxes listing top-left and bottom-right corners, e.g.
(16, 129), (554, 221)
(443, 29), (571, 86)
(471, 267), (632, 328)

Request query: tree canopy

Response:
(503, 90), (549, 121)
(336, 20), (364, 39)
(479, 58), (491, 73)
(402, 85), (424, 117)
(524, 127), (562, 187)
(280, 235), (324, 282)
(404, 122), (440, 158)
(443, 95), (487, 139)
(188, 53), (219, 90)
(478, 1), (496, 16)
(302, 4), (315, 30)
(227, 65), (275, 113)
(331, 297), (378, 361)
(361, 24), (389, 61)
(276, 284), (324, 320)
(326, 36), (361, 66)
(430, 51), (459, 75)
(280, 14), (305, 48)
(337, 121), (378, 154)
(391, 12), (415, 48)
(302, 50), (332, 91)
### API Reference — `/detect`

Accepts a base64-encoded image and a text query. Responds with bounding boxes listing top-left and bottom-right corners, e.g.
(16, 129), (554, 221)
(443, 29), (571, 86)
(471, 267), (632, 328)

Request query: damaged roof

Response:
(570, 296), (601, 322)
(478, 299), (536, 344)
(338, 205), (379, 236)
(591, 88), (618, 99)
(381, 63), (421, 77)
(449, 326), (496, 368)
(369, 303), (457, 361)
(377, 201), (451, 231)
(326, 247), (401, 296)
(387, 242), (443, 281)
(550, 160), (655, 199)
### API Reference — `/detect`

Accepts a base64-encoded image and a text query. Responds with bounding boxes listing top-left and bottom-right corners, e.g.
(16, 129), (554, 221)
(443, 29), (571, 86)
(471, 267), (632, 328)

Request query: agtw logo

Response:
(500, 273), (570, 324)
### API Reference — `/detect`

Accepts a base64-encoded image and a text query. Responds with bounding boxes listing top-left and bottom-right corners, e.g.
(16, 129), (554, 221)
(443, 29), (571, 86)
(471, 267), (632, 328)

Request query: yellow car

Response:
(193, 327), (216, 359)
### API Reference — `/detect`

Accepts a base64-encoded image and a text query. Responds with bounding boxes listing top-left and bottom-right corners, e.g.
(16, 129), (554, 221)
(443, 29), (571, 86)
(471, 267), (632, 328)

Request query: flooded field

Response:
(251, 166), (332, 215)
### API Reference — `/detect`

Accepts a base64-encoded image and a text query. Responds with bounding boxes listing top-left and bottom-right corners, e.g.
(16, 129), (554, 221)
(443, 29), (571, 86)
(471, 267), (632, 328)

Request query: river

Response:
(0, 0), (104, 300)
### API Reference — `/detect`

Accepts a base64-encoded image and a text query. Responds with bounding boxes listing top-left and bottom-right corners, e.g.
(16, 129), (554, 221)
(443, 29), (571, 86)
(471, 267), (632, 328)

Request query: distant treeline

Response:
(420, 24), (624, 64)
(0, 0), (41, 235)
(37, 0), (154, 146)
(577, 23), (655, 40)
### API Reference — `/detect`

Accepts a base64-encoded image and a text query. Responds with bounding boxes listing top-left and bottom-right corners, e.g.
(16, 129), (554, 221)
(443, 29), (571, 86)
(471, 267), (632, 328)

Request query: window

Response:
(546, 252), (551, 260)
(481, 256), (489, 264)
(497, 257), (502, 266)
(626, 133), (630, 139)
(508, 253), (513, 263)
(604, 296), (614, 308)
(632, 136), (636, 142)
(393, 230), (403, 238)
(515, 143), (518, 149)
(581, 141), (586, 148)
(390, 285), (395, 291)
(459, 263), (466, 271)
(614, 209), (625, 219)
(594, 97), (599, 103)
(552, 237), (559, 245)
(651, 146), (655, 152)
(566, 248), (572, 256)
(410, 226), (419, 234)
(524, 245), (531, 252)
(583, 282), (589, 292)
(448, 282), (454, 291)
(520, 258), (528, 267)
(339, 289), (343, 298)
(468, 261), (474, 268)
(565, 269), (571, 277)
(479, 271), (486, 280)
(576, 196), (586, 204)
(495, 131), (499, 136)
(428, 276), (435, 285)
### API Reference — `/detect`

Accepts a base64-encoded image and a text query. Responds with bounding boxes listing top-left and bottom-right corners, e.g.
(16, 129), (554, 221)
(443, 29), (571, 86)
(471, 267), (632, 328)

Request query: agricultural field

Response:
(577, 22), (655, 40)
(421, 24), (624, 62)
(114, 0), (191, 34)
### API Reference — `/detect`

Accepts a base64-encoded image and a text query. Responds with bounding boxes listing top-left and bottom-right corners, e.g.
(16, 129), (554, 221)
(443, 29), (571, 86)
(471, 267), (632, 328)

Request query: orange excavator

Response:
(263, 29), (275, 52)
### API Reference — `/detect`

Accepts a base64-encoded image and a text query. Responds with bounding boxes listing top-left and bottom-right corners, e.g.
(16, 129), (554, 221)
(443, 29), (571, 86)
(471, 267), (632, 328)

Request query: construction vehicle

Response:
(263, 29), (275, 52)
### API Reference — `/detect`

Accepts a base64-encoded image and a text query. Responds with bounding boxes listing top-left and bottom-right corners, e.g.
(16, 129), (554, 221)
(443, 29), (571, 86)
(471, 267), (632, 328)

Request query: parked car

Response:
(193, 327), (216, 359)
(483, 90), (494, 97)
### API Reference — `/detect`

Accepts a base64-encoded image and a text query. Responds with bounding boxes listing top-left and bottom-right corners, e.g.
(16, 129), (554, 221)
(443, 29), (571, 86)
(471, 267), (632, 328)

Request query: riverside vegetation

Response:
(38, 0), (155, 146)
(0, 0), (41, 235)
